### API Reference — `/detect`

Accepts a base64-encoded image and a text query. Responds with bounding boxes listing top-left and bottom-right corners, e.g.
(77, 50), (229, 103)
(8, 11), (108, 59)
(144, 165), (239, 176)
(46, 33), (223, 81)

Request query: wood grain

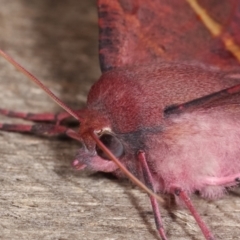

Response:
(0, 1), (239, 239)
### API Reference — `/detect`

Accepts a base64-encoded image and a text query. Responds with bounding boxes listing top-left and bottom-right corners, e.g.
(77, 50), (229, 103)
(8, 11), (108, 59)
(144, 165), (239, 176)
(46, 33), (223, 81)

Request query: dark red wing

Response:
(98, 0), (240, 72)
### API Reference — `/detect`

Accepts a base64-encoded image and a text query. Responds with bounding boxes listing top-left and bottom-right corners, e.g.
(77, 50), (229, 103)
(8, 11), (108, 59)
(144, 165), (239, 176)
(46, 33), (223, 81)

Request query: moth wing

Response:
(98, 0), (240, 72)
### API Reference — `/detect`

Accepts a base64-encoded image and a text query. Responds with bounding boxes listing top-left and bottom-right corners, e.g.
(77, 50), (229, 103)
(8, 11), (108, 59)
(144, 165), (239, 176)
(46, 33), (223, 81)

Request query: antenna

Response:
(0, 49), (82, 121)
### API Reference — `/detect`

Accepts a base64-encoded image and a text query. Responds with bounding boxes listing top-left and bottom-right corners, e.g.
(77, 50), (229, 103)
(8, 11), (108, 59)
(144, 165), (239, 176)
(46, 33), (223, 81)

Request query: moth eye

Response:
(96, 134), (124, 160)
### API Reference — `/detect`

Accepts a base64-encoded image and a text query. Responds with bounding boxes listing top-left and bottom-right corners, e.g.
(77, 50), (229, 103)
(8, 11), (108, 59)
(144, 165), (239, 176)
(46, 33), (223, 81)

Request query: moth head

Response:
(72, 110), (125, 173)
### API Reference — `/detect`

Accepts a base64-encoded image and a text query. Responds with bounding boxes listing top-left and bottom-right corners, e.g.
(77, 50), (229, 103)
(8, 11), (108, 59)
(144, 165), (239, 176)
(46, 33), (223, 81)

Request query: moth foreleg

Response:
(0, 108), (72, 124)
(0, 123), (80, 140)
(138, 150), (168, 240)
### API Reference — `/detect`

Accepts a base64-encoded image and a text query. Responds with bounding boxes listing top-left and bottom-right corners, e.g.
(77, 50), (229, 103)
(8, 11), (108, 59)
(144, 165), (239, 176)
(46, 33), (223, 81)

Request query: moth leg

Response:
(138, 150), (168, 240)
(203, 175), (240, 186)
(171, 187), (215, 240)
(0, 123), (81, 140)
(0, 108), (73, 124)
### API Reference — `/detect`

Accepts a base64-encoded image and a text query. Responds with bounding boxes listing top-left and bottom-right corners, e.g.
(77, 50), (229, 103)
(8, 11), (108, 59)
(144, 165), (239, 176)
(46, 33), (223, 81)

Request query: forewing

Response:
(98, 0), (240, 72)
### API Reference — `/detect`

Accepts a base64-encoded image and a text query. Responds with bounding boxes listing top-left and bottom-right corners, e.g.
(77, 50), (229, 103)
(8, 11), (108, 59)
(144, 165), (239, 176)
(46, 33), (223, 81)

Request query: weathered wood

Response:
(0, 1), (240, 239)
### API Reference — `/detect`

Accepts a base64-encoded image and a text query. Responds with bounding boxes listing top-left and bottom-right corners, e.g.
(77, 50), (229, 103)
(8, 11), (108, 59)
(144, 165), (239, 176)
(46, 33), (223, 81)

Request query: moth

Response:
(1, 1), (240, 240)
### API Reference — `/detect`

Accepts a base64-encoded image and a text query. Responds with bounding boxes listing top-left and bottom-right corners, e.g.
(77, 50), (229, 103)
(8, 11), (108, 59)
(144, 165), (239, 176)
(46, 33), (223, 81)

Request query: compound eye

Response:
(96, 134), (124, 160)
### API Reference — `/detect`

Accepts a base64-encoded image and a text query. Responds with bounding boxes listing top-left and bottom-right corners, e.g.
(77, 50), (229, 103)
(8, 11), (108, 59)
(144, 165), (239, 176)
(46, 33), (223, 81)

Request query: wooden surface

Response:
(0, 1), (240, 239)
